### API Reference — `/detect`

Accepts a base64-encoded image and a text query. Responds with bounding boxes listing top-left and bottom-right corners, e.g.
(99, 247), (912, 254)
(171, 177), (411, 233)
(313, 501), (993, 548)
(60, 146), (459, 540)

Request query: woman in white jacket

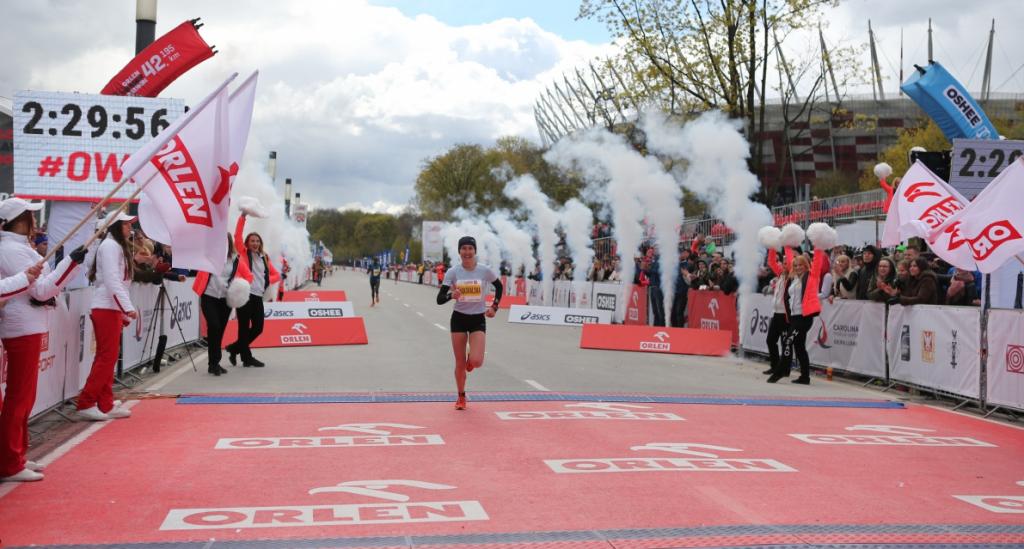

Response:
(76, 213), (137, 423)
(0, 198), (83, 483)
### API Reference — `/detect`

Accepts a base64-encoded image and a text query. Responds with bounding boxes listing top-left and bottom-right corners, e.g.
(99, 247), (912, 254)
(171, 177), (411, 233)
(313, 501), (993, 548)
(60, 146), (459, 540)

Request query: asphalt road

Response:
(158, 269), (884, 400)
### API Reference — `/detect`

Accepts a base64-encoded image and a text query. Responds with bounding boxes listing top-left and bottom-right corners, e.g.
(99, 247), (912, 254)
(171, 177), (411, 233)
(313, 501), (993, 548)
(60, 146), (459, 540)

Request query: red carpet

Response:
(1, 398), (1022, 547)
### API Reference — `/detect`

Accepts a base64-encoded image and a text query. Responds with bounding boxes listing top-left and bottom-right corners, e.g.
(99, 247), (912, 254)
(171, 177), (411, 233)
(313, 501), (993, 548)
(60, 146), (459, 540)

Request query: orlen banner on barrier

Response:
(624, 285), (648, 326)
(985, 309), (1024, 410)
(580, 324), (731, 356)
(508, 304), (612, 327)
(740, 294), (888, 379)
(687, 289), (738, 345)
(886, 304), (981, 398)
(281, 290), (348, 302)
(262, 301), (355, 320)
(223, 317), (367, 348)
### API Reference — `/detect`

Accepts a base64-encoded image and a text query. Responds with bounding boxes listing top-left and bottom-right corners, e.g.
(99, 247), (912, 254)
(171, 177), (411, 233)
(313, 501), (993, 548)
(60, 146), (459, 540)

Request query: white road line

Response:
(924, 404), (1024, 431)
(524, 379), (550, 391)
(403, 303), (410, 308)
(416, 312), (425, 317)
(433, 323), (448, 331)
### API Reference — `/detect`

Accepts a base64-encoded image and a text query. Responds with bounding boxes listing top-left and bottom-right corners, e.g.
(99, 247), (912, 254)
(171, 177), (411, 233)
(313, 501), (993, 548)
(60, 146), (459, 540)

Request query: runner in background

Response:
(368, 259), (382, 306)
(436, 236), (502, 410)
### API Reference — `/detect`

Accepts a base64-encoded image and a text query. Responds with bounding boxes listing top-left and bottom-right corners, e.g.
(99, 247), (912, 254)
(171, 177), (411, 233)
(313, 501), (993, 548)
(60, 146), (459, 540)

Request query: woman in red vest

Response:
(225, 214), (280, 367)
(193, 233), (252, 376)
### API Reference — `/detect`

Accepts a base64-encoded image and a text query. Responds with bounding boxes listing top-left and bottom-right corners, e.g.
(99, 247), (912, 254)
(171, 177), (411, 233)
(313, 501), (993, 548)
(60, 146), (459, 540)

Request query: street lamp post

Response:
(135, 0), (158, 54)
(284, 178), (292, 218)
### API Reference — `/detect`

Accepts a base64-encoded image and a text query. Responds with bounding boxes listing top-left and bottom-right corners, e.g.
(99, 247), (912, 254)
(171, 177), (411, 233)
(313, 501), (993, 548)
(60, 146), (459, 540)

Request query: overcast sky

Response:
(2, 0), (1022, 214)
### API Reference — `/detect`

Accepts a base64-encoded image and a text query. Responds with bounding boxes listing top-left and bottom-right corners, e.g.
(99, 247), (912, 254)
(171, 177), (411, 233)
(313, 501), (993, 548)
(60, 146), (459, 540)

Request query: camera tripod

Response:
(136, 282), (197, 377)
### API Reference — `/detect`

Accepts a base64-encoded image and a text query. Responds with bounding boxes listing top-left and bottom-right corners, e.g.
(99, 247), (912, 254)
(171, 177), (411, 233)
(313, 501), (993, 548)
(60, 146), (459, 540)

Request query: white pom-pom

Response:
(807, 222), (839, 250)
(874, 162), (893, 180)
(758, 226), (782, 249)
(227, 278), (251, 309)
(237, 196), (268, 218)
(780, 223), (805, 248)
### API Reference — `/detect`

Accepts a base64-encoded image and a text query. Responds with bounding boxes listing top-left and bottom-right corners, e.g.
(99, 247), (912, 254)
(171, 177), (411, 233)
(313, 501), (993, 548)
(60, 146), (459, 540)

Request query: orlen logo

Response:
(707, 298), (719, 318)
(309, 308), (344, 318)
(520, 311), (551, 322)
(564, 314), (599, 325)
(150, 135), (213, 227)
(640, 331), (671, 351)
(967, 220), (1022, 261)
(281, 323), (312, 345)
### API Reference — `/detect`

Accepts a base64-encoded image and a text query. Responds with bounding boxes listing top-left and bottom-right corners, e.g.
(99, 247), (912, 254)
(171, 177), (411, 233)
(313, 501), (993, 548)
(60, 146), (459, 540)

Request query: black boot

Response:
(217, 365), (228, 374)
(208, 364), (221, 376)
(244, 356), (265, 368)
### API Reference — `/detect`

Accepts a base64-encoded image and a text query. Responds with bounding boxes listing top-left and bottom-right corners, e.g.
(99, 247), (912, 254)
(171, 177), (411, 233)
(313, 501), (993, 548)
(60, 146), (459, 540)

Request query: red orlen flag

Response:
(928, 158), (1024, 273)
(127, 76), (235, 273)
(139, 72), (258, 261)
(101, 20), (214, 97)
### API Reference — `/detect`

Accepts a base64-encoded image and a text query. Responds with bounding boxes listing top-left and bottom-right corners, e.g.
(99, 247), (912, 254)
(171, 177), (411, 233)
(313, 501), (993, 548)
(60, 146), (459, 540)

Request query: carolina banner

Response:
(101, 20), (214, 97)
(808, 300), (887, 379)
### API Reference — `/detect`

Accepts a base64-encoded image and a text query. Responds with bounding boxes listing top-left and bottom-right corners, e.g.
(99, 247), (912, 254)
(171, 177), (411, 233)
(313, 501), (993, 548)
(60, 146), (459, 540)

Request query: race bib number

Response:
(456, 280), (483, 302)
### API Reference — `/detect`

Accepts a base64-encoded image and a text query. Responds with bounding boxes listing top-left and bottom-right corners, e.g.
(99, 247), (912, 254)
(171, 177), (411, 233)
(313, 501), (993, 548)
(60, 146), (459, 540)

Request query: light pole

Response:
(284, 178), (293, 218)
(135, 0), (158, 54)
(267, 151), (277, 185)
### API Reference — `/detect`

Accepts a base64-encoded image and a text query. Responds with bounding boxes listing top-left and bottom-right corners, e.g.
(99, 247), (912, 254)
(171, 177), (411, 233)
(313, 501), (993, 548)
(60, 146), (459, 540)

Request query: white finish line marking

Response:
(524, 379), (550, 391)
(434, 323), (448, 331)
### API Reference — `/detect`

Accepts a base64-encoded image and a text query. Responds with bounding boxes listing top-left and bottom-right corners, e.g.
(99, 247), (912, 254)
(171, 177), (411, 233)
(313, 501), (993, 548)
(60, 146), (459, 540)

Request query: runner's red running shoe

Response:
(454, 395), (467, 410)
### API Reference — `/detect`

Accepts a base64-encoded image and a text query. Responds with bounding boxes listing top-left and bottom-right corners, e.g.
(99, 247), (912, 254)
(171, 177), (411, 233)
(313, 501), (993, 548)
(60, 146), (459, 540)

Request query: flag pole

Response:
(40, 72), (239, 264)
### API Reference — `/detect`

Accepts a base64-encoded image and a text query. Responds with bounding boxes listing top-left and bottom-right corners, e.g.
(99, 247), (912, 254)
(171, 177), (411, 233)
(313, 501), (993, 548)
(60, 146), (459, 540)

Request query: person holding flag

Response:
(193, 233), (252, 376)
(0, 198), (84, 482)
(76, 212), (137, 422)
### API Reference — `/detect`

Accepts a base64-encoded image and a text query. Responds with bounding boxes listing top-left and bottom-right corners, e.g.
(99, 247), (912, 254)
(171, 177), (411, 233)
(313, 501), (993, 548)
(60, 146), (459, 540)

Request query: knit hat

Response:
(457, 236), (476, 250)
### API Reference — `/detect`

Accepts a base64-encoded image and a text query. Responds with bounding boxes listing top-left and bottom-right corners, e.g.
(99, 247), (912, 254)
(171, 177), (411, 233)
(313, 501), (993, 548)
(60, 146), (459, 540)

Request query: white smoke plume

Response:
(504, 174), (560, 304)
(488, 210), (535, 278)
(560, 199), (595, 282)
(228, 157), (312, 295)
(642, 111), (772, 297)
(546, 128), (681, 315)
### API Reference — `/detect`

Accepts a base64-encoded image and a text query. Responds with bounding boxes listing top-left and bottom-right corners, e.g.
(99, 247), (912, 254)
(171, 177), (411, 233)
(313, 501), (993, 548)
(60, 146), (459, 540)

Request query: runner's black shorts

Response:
(450, 311), (486, 333)
(370, 277), (380, 289)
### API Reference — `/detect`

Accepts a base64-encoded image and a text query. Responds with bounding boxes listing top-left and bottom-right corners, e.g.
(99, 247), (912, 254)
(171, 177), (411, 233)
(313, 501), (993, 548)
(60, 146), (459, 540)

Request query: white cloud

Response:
(1, 0), (612, 212)
(337, 201), (409, 215)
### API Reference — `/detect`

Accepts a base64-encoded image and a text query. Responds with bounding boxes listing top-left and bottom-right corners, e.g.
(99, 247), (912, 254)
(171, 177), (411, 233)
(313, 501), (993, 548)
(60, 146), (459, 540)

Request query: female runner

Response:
(436, 237), (502, 410)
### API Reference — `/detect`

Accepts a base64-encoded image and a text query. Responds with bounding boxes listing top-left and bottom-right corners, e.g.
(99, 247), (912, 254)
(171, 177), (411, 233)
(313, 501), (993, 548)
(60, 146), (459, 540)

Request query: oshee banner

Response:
(886, 304), (981, 399)
(102, 20), (214, 97)
(261, 301), (356, 320)
(985, 309), (1024, 410)
(508, 305), (612, 326)
(739, 295), (886, 379)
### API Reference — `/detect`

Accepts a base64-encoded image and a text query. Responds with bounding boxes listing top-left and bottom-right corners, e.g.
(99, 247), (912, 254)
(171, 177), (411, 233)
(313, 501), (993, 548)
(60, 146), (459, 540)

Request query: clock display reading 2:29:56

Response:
(20, 101), (170, 140)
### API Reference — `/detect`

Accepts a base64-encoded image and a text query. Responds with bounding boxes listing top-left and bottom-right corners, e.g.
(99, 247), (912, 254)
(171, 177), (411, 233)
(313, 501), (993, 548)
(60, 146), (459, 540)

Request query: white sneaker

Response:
(0, 468), (44, 482)
(25, 460), (45, 472)
(75, 406), (110, 422)
(113, 400), (123, 408)
(106, 406), (131, 419)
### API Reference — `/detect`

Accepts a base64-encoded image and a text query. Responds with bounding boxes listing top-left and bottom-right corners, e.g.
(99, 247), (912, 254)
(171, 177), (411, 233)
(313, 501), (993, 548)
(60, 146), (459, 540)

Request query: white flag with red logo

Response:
(135, 72), (258, 273)
(928, 158), (1024, 273)
(881, 161), (976, 268)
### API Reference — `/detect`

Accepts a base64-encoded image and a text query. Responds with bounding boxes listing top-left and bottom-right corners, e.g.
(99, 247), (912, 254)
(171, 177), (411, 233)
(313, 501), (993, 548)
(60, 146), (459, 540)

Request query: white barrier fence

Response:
(740, 293), (1021, 412)
(0, 280), (201, 419)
